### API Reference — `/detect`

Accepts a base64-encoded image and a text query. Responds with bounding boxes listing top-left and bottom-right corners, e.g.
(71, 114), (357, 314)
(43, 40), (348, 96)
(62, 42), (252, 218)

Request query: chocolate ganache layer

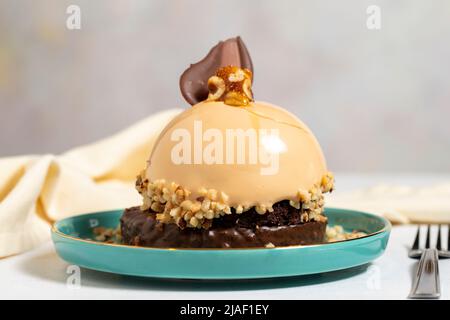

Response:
(120, 202), (327, 248)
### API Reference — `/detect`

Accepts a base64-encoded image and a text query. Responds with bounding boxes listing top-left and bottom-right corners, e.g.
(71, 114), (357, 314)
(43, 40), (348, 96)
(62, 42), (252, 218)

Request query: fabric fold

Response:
(0, 109), (182, 257)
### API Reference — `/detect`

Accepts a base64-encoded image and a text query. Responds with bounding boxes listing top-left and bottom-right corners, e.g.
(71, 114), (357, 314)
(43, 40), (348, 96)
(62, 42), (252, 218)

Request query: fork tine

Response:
(448, 224), (450, 251)
(425, 225), (431, 249)
(436, 225), (442, 250)
(412, 225), (420, 250)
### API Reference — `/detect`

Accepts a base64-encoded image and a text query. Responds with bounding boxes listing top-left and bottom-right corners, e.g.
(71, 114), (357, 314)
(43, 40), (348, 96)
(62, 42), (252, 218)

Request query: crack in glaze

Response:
(242, 107), (308, 134)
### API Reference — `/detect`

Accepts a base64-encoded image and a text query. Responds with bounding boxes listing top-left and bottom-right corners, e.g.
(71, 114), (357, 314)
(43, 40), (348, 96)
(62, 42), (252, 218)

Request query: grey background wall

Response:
(1, 0), (449, 172)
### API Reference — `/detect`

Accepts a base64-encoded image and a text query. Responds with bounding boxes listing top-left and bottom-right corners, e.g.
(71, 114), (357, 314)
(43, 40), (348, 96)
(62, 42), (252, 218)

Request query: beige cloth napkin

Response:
(0, 109), (182, 258)
(327, 184), (450, 224)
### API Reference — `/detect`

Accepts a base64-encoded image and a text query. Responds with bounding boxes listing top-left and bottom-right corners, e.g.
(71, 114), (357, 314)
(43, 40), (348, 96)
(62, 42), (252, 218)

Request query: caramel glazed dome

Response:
(120, 37), (334, 248)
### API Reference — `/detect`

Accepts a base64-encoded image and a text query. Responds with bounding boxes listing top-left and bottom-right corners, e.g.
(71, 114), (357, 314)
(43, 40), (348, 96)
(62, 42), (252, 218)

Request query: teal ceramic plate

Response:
(52, 208), (391, 279)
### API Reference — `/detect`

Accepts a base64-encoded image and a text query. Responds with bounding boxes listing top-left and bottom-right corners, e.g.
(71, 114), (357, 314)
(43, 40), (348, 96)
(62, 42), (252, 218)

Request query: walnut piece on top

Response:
(207, 66), (253, 106)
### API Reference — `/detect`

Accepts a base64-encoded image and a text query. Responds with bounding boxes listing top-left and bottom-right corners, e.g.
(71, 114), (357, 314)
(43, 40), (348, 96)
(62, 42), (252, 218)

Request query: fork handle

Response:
(408, 248), (441, 299)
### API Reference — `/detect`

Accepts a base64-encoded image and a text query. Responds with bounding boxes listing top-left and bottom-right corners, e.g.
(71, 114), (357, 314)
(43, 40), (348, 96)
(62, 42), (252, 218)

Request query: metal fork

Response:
(408, 225), (448, 299)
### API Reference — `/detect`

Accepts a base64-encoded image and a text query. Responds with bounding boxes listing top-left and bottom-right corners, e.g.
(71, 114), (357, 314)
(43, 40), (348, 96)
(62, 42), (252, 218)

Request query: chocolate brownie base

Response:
(120, 203), (327, 248)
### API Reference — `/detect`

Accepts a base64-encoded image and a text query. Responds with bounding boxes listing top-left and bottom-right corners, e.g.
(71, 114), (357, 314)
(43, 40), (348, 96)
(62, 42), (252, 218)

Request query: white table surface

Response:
(1, 173), (449, 300)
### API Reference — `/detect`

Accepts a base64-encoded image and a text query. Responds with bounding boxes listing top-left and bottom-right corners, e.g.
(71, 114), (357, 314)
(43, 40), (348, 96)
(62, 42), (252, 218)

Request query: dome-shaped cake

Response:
(121, 37), (334, 248)
(146, 100), (330, 218)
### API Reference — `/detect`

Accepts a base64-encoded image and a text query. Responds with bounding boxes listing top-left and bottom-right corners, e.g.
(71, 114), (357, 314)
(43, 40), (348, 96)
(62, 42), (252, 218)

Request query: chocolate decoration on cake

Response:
(179, 36), (253, 105)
